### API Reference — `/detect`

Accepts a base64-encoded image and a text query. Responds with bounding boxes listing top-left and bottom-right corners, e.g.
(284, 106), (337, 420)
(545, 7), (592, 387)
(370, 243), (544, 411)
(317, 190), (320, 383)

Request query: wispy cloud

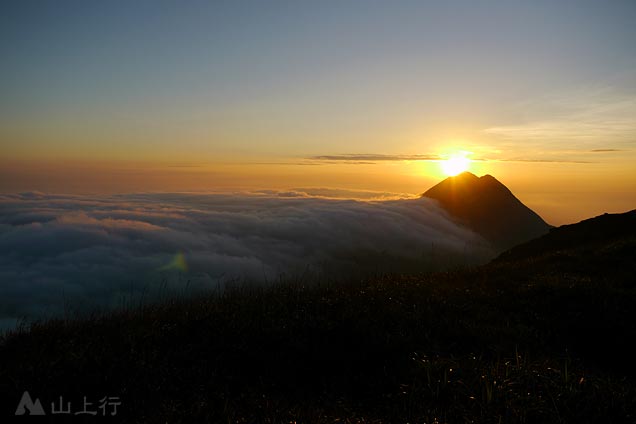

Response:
(306, 153), (595, 165)
(307, 154), (442, 162)
(483, 85), (636, 148)
(494, 158), (595, 164)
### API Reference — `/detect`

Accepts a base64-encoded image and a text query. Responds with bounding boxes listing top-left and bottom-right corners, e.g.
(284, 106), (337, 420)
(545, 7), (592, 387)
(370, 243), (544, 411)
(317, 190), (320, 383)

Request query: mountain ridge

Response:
(423, 171), (551, 251)
(496, 209), (636, 264)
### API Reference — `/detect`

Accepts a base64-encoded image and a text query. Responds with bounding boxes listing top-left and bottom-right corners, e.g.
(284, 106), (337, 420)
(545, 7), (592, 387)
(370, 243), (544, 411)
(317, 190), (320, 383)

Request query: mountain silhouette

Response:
(496, 209), (636, 264)
(423, 171), (550, 251)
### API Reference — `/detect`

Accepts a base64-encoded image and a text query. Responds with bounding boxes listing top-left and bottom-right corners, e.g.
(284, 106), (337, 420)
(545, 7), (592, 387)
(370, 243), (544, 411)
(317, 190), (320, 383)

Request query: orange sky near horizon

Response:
(2, 157), (634, 226)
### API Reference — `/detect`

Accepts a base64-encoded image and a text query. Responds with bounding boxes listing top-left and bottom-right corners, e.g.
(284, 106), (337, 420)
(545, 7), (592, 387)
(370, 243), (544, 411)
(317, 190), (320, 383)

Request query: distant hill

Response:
(423, 172), (550, 251)
(497, 209), (636, 259)
(495, 210), (636, 284)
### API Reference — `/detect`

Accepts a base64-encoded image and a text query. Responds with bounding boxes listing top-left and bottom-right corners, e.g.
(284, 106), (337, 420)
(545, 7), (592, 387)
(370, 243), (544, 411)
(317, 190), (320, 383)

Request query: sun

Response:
(441, 155), (471, 176)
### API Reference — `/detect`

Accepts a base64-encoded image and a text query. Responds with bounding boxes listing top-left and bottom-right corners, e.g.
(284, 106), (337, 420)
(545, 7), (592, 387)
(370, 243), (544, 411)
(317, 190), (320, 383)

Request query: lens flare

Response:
(159, 252), (188, 272)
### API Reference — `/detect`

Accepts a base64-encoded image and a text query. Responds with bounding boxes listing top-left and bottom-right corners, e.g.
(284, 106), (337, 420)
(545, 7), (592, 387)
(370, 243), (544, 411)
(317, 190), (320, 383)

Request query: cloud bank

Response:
(0, 191), (492, 329)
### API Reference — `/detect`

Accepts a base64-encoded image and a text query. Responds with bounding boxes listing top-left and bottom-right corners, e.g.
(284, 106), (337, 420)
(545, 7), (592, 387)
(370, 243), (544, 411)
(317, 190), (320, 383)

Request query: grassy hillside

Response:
(1, 212), (635, 423)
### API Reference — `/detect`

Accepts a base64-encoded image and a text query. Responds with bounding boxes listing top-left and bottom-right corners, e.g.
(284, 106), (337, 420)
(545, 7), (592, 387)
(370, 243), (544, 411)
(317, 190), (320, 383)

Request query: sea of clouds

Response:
(0, 190), (494, 329)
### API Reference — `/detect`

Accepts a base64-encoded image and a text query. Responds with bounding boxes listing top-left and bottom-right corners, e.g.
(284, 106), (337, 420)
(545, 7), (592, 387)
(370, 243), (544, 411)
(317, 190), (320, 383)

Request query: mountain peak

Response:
(453, 171), (479, 180)
(446, 172), (503, 186)
(479, 174), (498, 182)
(436, 172), (505, 187)
(423, 173), (550, 251)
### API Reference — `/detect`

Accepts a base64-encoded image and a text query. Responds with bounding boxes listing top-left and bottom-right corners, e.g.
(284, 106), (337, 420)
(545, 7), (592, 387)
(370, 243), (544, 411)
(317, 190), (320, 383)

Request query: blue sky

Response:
(2, 0), (635, 159)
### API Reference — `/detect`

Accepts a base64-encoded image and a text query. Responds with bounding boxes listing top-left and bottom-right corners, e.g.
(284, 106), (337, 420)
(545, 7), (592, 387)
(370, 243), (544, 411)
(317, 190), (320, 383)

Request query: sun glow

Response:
(441, 154), (471, 176)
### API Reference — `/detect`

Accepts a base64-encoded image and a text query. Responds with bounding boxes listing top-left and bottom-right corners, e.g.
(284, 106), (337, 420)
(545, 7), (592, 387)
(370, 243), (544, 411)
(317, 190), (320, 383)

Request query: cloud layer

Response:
(0, 192), (492, 329)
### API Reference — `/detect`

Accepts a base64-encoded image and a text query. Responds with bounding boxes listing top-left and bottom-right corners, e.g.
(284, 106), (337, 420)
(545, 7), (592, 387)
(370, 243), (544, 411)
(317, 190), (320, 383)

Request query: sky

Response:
(2, 0), (636, 224)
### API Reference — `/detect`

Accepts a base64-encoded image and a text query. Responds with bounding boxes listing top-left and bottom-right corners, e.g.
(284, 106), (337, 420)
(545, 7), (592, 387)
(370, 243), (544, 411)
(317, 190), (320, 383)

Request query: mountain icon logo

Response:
(15, 391), (46, 416)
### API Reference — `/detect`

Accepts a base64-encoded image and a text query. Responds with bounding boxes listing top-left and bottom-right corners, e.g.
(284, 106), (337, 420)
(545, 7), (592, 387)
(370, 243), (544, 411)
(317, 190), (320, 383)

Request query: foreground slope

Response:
(0, 211), (635, 423)
(497, 209), (636, 263)
(423, 172), (551, 251)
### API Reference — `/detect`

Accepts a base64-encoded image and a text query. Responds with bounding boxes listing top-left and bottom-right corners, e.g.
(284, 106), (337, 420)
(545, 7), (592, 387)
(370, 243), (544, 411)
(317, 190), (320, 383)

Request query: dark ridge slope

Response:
(423, 172), (550, 251)
(495, 210), (636, 284)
